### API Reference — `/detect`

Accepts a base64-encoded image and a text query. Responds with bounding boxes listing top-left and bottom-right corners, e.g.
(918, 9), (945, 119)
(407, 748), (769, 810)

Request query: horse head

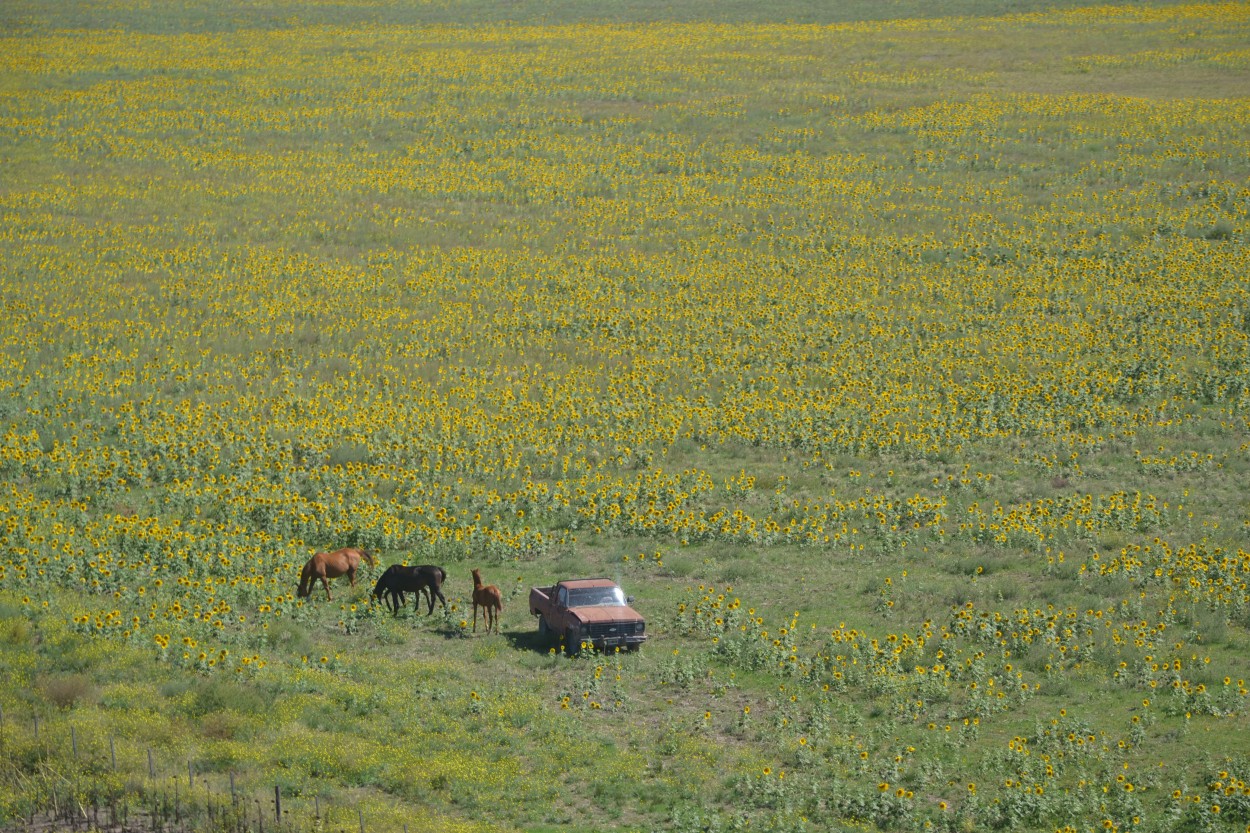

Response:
(296, 566), (312, 598)
(371, 572), (388, 601)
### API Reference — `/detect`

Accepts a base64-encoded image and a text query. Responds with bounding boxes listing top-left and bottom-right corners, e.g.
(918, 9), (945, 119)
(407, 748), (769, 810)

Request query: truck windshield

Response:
(567, 586), (626, 607)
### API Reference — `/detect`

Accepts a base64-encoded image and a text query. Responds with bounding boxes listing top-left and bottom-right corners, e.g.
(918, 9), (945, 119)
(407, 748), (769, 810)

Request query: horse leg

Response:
(321, 575), (332, 601)
(433, 587), (447, 613)
(473, 602), (479, 632)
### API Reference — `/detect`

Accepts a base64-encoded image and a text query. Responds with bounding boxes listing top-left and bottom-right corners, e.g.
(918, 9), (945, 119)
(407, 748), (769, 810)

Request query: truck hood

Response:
(570, 605), (644, 624)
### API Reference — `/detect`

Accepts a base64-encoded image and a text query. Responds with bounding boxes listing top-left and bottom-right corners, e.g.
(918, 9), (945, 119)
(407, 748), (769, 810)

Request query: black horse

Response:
(372, 564), (448, 615)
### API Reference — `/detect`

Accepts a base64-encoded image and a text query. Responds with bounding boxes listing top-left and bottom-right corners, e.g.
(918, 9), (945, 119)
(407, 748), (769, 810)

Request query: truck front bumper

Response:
(585, 634), (647, 651)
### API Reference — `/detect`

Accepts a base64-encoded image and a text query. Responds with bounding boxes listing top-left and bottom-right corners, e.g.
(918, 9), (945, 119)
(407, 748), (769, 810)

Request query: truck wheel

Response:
(538, 617), (550, 638)
(565, 627), (581, 656)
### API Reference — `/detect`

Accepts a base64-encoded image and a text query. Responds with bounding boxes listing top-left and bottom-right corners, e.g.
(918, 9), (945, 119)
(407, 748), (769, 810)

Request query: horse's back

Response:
(384, 564), (443, 591)
(474, 583), (503, 609)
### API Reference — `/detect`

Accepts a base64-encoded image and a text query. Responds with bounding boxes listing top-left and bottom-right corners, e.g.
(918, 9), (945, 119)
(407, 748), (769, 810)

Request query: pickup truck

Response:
(530, 578), (647, 654)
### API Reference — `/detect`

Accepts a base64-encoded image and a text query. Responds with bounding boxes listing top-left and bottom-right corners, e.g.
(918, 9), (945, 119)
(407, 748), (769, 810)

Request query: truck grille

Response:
(584, 622), (643, 640)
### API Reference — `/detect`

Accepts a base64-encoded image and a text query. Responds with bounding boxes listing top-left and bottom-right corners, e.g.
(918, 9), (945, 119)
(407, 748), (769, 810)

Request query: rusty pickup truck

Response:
(529, 578), (647, 654)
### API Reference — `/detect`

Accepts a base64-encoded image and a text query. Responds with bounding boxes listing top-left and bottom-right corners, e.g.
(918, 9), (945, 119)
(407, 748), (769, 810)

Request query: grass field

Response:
(2, 0), (1249, 831)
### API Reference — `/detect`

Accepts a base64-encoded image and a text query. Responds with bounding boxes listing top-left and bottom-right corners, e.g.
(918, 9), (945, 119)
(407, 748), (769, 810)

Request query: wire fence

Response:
(0, 708), (394, 833)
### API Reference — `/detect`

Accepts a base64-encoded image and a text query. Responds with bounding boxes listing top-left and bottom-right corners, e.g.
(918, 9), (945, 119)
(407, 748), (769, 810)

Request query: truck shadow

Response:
(503, 628), (559, 654)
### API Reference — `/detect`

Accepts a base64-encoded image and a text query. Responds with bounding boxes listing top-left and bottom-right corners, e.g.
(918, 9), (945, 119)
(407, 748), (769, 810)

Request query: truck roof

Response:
(558, 578), (621, 590)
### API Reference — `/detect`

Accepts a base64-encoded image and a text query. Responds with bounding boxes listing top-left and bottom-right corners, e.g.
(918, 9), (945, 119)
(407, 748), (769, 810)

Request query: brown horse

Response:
(297, 548), (376, 600)
(471, 568), (503, 634)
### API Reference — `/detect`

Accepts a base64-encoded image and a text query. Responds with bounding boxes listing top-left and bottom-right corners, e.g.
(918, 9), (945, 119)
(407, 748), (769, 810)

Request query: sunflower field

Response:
(1, 0), (1249, 830)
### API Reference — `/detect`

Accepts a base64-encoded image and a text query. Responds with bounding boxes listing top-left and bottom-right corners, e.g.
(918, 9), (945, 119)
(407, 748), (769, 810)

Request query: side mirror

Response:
(626, 595), (636, 604)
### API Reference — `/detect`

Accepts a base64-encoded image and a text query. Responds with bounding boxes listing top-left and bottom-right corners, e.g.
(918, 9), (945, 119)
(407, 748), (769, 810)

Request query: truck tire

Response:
(565, 626), (581, 656)
(538, 616), (550, 638)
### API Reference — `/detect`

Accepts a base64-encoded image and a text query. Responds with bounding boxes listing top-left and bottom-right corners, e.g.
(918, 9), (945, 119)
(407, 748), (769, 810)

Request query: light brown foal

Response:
(471, 568), (503, 634)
